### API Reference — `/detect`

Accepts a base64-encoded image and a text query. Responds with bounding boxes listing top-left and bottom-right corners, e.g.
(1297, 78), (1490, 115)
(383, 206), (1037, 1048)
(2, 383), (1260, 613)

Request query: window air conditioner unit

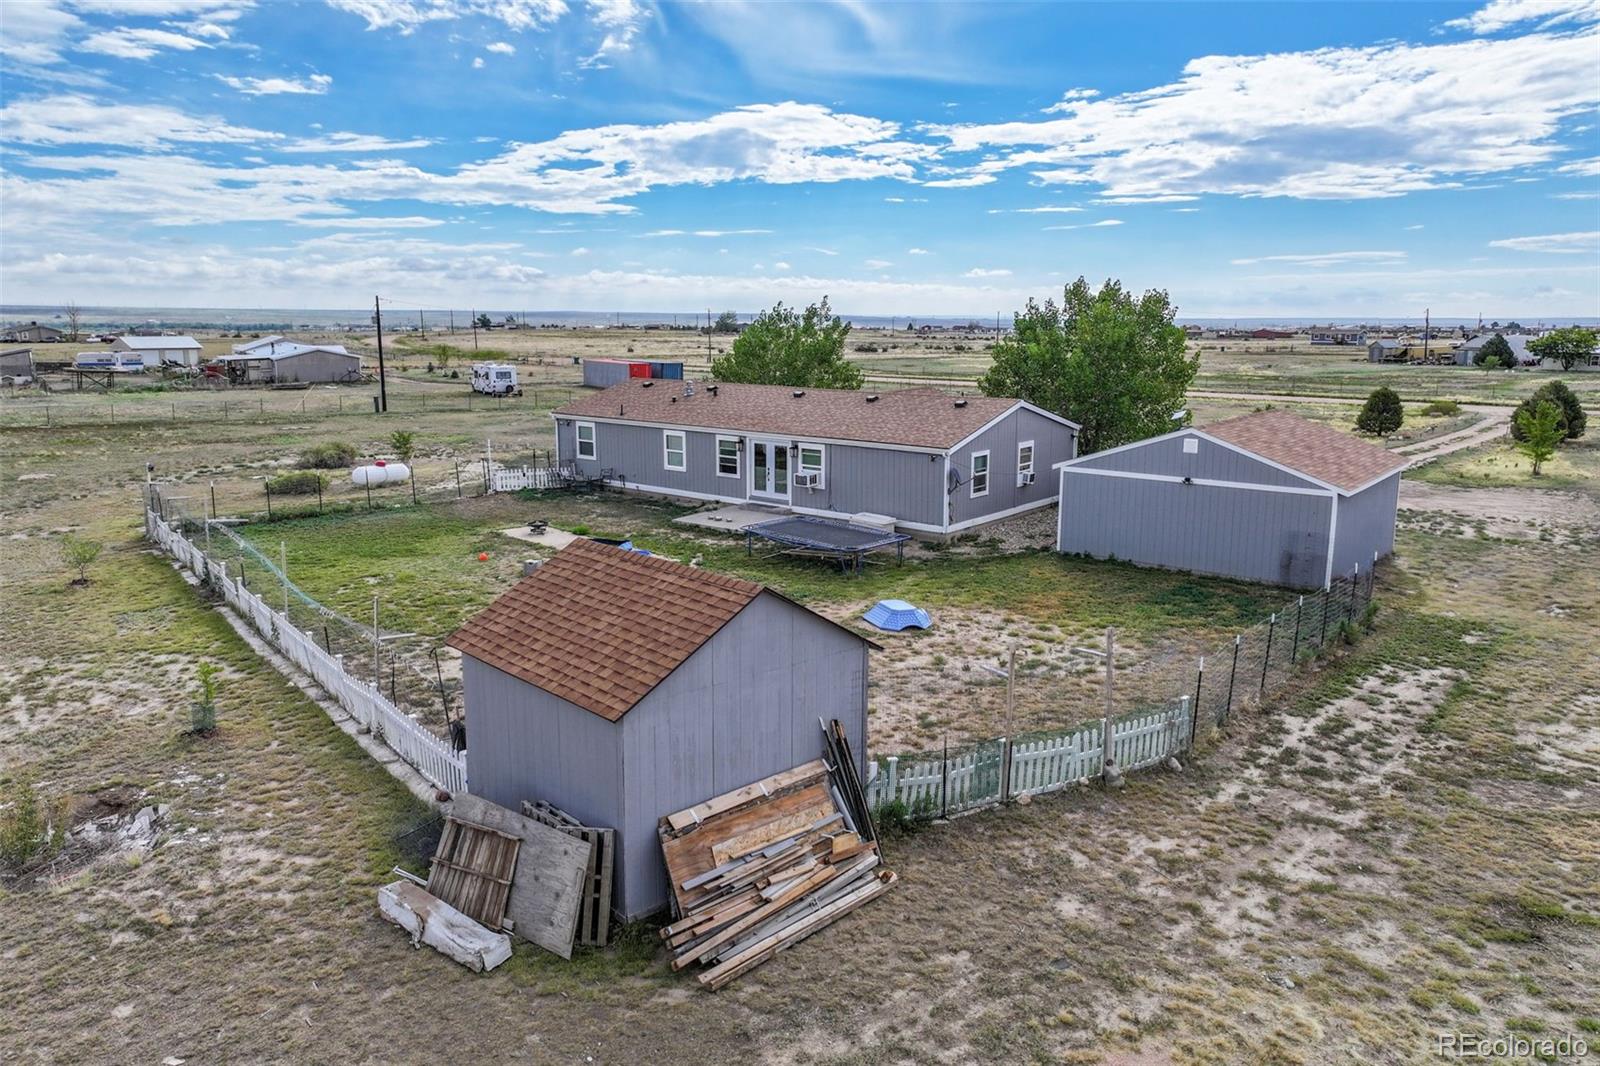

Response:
(792, 472), (819, 489)
(1017, 471), (1036, 487)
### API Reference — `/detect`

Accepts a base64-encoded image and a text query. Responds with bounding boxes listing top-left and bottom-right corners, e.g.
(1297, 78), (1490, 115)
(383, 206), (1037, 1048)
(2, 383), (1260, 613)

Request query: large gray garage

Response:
(1055, 410), (1407, 589)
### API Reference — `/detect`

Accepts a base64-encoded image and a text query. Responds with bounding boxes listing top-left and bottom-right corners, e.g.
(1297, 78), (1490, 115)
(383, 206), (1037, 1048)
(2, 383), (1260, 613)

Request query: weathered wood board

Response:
(378, 881), (513, 973)
(446, 793), (590, 959)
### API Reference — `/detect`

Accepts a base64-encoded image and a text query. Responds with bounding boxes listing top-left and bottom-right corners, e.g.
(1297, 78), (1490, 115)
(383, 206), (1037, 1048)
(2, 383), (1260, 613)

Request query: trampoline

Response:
(744, 516), (910, 575)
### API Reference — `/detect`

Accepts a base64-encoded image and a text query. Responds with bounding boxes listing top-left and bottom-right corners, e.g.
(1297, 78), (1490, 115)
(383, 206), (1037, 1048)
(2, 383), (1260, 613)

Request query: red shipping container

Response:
(628, 362), (650, 378)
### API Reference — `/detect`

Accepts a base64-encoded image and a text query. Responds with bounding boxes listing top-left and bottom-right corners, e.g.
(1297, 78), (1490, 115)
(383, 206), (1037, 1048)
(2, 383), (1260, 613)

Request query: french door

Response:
(750, 440), (789, 501)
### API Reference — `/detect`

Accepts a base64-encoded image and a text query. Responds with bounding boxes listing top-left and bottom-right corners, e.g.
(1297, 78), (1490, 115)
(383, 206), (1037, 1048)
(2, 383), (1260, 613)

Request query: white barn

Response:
(113, 335), (204, 368)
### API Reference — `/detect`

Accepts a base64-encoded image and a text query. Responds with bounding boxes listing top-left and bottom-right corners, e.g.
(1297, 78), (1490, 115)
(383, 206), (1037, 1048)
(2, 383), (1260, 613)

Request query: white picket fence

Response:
(866, 697), (1192, 815)
(148, 512), (468, 796)
(490, 465), (569, 492)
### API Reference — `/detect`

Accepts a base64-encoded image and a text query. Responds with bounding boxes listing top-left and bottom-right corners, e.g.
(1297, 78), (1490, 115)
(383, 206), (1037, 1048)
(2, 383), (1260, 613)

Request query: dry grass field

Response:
(2, 358), (1597, 1064)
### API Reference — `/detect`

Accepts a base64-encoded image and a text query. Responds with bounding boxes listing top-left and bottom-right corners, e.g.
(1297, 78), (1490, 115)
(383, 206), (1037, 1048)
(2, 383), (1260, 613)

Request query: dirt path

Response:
(1399, 479), (1600, 530)
(1394, 410), (1510, 464)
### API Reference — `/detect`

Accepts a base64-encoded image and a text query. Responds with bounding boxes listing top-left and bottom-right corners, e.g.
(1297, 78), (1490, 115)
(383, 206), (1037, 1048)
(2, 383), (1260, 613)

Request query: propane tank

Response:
(352, 460), (411, 487)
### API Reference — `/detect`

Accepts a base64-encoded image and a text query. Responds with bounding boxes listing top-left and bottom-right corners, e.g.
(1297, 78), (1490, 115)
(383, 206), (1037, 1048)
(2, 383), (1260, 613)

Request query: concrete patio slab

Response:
(672, 504), (791, 534)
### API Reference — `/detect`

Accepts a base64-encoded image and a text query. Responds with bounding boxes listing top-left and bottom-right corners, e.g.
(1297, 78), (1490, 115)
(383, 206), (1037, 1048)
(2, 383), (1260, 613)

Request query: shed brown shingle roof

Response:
(554, 381), (1029, 450)
(1202, 409), (1408, 493)
(446, 539), (878, 722)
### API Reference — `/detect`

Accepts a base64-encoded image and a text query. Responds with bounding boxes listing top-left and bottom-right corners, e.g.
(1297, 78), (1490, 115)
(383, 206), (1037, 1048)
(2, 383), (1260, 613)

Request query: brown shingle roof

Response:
(445, 539), (877, 721)
(1202, 409), (1408, 493)
(554, 381), (1031, 450)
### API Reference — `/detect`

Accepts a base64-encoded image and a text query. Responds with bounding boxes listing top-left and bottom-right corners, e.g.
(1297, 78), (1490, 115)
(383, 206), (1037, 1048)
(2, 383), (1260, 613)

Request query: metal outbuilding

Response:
(1055, 410), (1408, 590)
(112, 334), (204, 368)
(213, 342), (360, 384)
(445, 538), (876, 921)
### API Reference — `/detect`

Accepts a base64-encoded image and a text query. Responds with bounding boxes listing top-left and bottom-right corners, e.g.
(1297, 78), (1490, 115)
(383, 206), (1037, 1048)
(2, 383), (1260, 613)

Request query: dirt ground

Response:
(3, 389), (1598, 1065)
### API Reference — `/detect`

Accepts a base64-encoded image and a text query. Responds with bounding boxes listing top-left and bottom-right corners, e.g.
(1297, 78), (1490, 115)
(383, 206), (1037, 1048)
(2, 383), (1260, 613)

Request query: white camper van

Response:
(471, 362), (519, 396)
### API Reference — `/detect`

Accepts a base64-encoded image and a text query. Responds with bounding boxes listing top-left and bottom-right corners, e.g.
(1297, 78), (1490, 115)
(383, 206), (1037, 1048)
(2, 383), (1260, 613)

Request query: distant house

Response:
(112, 334), (204, 368)
(2, 322), (64, 343)
(447, 538), (876, 920)
(1309, 327), (1367, 346)
(1367, 339), (1405, 363)
(0, 347), (35, 384)
(1056, 410), (1407, 590)
(214, 342), (359, 384)
(1250, 329), (1295, 340)
(1454, 333), (1534, 366)
(552, 380), (1080, 536)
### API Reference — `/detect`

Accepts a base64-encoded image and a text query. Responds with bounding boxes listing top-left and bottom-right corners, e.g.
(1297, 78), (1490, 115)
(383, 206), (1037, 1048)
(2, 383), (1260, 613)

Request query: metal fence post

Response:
(264, 480), (272, 519)
(1291, 595), (1304, 663)
(940, 737), (949, 820)
(1344, 566), (1358, 626)
(455, 462), (463, 499)
(316, 477), (323, 514)
(209, 481), (217, 520)
(1319, 586), (1330, 647)
(886, 755), (899, 802)
(1260, 613), (1276, 695)
(1224, 634), (1241, 722)
(1192, 655), (1204, 731)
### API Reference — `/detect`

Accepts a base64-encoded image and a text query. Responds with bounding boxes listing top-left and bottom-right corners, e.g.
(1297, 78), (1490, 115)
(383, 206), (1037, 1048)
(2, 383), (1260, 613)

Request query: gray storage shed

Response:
(552, 381), (1079, 536)
(214, 342), (359, 384)
(446, 538), (876, 921)
(0, 347), (35, 384)
(1055, 409), (1407, 589)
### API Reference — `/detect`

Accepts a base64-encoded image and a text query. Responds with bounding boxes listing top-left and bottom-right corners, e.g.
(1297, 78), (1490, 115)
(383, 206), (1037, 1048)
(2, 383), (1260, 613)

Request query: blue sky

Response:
(1, 0), (1597, 317)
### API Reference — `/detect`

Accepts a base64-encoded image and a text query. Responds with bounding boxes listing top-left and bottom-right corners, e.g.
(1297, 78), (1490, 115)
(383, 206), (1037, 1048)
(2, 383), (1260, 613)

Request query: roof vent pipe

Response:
(792, 390), (805, 398)
(707, 384), (719, 397)
(953, 399), (967, 408)
(865, 394), (879, 403)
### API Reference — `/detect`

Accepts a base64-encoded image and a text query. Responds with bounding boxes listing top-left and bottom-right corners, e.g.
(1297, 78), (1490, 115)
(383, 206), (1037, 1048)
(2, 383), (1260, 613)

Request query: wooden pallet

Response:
(523, 800), (615, 947)
(426, 817), (521, 930)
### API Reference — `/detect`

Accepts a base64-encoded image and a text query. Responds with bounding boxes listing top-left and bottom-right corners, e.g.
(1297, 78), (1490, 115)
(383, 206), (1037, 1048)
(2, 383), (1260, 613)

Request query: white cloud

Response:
(580, 0), (648, 68)
(0, 1), (83, 66)
(571, 246), (590, 255)
(964, 267), (1011, 278)
(1405, 224), (1425, 230)
(1487, 230), (1600, 253)
(773, 261), (790, 271)
(1042, 218), (1124, 231)
(216, 73), (333, 96)
(472, 56), (485, 68)
(1556, 155), (1600, 176)
(1230, 250), (1407, 266)
(0, 95), (277, 145)
(486, 40), (516, 53)
(864, 258), (892, 269)
(1042, 88), (1099, 113)
(325, 0), (568, 33)
(288, 215), (445, 228)
(1552, 190), (1600, 199)
(80, 26), (215, 59)
(921, 175), (995, 188)
(641, 228), (771, 238)
(930, 26), (1600, 201)
(1004, 205), (1082, 214)
(279, 132), (434, 152)
(806, 246), (838, 256)
(906, 247), (929, 255)
(1443, 0), (1600, 34)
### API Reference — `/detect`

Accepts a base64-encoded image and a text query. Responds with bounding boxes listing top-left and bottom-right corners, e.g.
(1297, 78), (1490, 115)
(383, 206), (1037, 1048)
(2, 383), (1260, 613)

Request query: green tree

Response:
(711, 297), (862, 390)
(474, 314), (492, 330)
(1474, 333), (1513, 367)
(61, 534), (102, 585)
(389, 429), (416, 462)
(978, 278), (1195, 454)
(1528, 327), (1598, 371)
(712, 311), (740, 333)
(1533, 380), (1586, 440)
(1513, 400), (1563, 476)
(1356, 387), (1404, 437)
(190, 660), (221, 734)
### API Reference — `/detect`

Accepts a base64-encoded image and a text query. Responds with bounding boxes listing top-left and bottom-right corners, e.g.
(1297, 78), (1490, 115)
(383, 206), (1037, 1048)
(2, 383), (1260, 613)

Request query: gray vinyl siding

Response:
(1330, 472), (1400, 579)
(458, 656), (624, 836)
(1058, 470), (1333, 589)
(1070, 433), (1324, 490)
(616, 592), (868, 919)
(948, 408), (1077, 526)
(559, 421), (736, 500)
(790, 443), (945, 526)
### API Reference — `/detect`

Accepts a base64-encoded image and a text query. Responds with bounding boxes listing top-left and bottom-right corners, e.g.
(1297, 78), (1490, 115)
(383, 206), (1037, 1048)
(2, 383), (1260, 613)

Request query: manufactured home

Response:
(447, 538), (876, 920)
(551, 381), (1079, 536)
(112, 335), (204, 368)
(2, 323), (63, 343)
(1056, 410), (1406, 589)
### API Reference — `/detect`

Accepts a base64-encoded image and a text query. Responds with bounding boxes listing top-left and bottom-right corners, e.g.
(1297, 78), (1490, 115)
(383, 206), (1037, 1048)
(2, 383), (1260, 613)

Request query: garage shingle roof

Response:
(446, 539), (868, 722)
(1203, 409), (1409, 493)
(554, 381), (1025, 450)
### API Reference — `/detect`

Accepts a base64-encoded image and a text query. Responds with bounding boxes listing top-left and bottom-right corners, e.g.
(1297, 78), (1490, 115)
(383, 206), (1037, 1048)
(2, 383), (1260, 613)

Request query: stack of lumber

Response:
(657, 722), (893, 990)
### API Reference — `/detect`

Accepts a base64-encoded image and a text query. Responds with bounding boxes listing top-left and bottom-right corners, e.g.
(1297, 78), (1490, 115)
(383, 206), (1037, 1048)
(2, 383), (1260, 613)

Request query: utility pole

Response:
(707, 308), (712, 360)
(471, 309), (479, 351)
(1423, 308), (1430, 365)
(419, 309), (425, 337)
(374, 296), (388, 413)
(449, 309), (454, 334)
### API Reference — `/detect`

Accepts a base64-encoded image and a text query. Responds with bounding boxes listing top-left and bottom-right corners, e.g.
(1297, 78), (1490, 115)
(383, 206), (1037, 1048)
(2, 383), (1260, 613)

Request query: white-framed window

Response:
(716, 435), (741, 478)
(576, 421), (597, 460)
(1017, 440), (1035, 476)
(971, 450), (990, 497)
(797, 443), (825, 488)
(663, 430), (687, 472)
